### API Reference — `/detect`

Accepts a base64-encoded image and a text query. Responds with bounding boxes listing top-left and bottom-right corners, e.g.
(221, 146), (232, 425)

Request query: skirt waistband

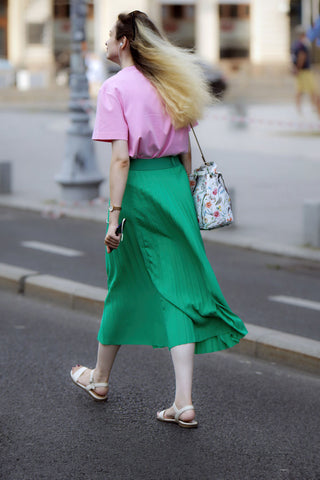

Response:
(130, 155), (181, 171)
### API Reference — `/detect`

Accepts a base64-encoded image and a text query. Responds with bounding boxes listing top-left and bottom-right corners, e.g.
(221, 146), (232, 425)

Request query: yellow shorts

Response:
(296, 70), (318, 94)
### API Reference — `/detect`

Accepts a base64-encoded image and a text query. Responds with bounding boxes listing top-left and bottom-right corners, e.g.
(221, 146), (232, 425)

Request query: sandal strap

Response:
(87, 369), (108, 391)
(173, 402), (194, 421)
(86, 382), (109, 391)
(72, 366), (87, 382)
(157, 410), (167, 420)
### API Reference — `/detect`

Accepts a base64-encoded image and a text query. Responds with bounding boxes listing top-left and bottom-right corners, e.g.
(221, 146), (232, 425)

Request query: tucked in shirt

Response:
(92, 65), (189, 159)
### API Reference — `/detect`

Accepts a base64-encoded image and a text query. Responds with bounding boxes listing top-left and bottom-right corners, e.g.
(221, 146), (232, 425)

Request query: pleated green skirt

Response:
(98, 155), (248, 354)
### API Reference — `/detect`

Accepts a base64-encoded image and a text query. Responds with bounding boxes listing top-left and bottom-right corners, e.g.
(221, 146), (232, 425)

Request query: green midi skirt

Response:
(98, 155), (247, 354)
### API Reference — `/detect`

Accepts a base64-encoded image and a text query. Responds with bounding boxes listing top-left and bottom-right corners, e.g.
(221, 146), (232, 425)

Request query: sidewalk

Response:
(0, 68), (302, 108)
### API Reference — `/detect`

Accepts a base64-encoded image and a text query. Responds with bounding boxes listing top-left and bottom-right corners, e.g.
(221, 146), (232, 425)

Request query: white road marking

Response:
(21, 241), (83, 257)
(269, 295), (320, 312)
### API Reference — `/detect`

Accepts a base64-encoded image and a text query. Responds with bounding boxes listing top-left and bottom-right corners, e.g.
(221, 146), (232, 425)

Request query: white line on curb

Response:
(269, 295), (320, 312)
(21, 241), (83, 257)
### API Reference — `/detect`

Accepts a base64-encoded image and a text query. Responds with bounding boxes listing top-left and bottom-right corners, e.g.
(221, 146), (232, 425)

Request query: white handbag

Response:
(189, 126), (234, 230)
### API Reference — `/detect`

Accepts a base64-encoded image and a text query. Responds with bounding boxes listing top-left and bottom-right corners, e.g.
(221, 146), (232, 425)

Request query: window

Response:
(54, 1), (94, 19)
(54, 1), (70, 19)
(0, 27), (6, 57)
(219, 4), (250, 58)
(0, 0), (7, 57)
(219, 4), (250, 19)
(87, 4), (94, 19)
(27, 23), (45, 44)
(0, 2), (7, 17)
(172, 5), (183, 19)
(162, 4), (195, 48)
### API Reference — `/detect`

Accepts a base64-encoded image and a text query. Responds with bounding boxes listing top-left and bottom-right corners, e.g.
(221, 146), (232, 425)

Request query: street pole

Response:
(55, 0), (104, 202)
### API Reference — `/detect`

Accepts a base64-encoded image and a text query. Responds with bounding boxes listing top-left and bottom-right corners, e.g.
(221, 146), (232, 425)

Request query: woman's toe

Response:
(71, 365), (82, 375)
(71, 365), (90, 386)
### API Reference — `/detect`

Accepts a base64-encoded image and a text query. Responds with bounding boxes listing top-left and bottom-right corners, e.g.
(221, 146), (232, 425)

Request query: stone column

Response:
(7, 0), (27, 67)
(196, 0), (219, 63)
(250, 0), (290, 65)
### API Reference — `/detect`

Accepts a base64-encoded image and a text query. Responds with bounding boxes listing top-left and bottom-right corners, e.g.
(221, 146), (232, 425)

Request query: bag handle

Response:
(190, 124), (210, 166)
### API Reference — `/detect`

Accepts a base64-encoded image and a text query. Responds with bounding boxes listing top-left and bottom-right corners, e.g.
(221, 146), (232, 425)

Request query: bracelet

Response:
(108, 204), (122, 212)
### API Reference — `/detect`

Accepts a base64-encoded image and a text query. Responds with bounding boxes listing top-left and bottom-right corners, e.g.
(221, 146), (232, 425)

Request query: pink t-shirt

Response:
(92, 65), (189, 159)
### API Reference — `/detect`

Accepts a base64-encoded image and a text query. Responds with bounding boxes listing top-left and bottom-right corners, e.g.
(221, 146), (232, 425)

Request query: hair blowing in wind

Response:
(116, 11), (213, 129)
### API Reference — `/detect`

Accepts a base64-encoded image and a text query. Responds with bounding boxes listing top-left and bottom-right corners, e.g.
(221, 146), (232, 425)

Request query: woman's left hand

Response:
(104, 223), (121, 253)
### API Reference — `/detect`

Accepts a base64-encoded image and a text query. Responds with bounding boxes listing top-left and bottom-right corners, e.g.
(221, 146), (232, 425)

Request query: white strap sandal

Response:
(70, 366), (109, 401)
(157, 402), (198, 428)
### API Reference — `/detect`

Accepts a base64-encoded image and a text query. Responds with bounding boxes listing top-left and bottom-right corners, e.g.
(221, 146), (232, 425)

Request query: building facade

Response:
(0, 0), (319, 86)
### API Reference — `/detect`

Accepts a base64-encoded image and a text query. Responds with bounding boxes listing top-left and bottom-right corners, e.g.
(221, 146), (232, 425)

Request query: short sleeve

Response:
(92, 83), (128, 142)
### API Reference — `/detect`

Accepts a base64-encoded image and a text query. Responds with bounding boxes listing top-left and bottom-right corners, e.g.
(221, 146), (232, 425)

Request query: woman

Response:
(71, 10), (247, 428)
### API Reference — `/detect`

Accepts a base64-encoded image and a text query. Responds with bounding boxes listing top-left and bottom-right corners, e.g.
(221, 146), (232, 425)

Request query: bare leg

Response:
(157, 343), (196, 422)
(71, 343), (120, 397)
(310, 93), (320, 116)
(95, 343), (120, 382)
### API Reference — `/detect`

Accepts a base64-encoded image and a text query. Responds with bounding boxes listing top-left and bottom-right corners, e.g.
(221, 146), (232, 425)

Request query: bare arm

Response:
(104, 140), (130, 253)
(296, 50), (307, 70)
(180, 137), (192, 176)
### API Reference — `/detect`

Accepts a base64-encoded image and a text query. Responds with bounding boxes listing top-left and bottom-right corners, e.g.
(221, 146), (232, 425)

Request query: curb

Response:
(1, 262), (319, 375)
(0, 263), (106, 316)
(25, 274), (106, 316)
(201, 230), (320, 263)
(1, 198), (320, 263)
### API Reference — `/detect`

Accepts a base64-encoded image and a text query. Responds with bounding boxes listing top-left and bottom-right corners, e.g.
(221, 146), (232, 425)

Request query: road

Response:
(1, 206), (319, 341)
(1, 288), (319, 480)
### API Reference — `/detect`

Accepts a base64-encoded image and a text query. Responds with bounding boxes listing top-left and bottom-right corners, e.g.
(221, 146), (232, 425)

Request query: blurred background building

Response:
(0, 0), (319, 89)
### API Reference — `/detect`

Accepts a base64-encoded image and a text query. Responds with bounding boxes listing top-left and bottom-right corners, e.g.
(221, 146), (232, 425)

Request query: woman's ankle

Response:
(93, 368), (109, 383)
(174, 398), (193, 410)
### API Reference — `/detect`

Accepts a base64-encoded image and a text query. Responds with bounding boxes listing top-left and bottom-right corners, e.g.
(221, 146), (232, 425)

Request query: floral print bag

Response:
(189, 126), (234, 230)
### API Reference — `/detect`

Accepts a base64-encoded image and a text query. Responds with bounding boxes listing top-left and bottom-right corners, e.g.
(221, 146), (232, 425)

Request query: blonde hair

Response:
(116, 11), (213, 129)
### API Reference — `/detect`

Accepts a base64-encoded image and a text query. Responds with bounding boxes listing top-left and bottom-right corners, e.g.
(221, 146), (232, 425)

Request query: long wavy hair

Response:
(115, 10), (213, 129)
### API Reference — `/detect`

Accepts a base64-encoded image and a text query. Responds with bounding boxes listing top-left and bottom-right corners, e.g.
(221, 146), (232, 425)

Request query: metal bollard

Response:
(303, 199), (320, 247)
(0, 162), (12, 194)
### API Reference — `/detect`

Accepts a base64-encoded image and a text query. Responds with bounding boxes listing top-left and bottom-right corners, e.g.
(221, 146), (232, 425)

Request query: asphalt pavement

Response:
(1, 289), (319, 480)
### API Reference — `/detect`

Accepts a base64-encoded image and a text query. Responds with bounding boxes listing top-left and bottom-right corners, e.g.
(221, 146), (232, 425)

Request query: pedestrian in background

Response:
(71, 10), (247, 428)
(291, 25), (320, 117)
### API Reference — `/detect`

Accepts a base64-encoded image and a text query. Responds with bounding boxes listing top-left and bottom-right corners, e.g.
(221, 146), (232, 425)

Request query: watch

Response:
(108, 204), (122, 212)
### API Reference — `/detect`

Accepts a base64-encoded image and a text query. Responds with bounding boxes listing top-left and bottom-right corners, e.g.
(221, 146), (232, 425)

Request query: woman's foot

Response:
(71, 365), (109, 399)
(157, 402), (197, 426)
(158, 405), (195, 423)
